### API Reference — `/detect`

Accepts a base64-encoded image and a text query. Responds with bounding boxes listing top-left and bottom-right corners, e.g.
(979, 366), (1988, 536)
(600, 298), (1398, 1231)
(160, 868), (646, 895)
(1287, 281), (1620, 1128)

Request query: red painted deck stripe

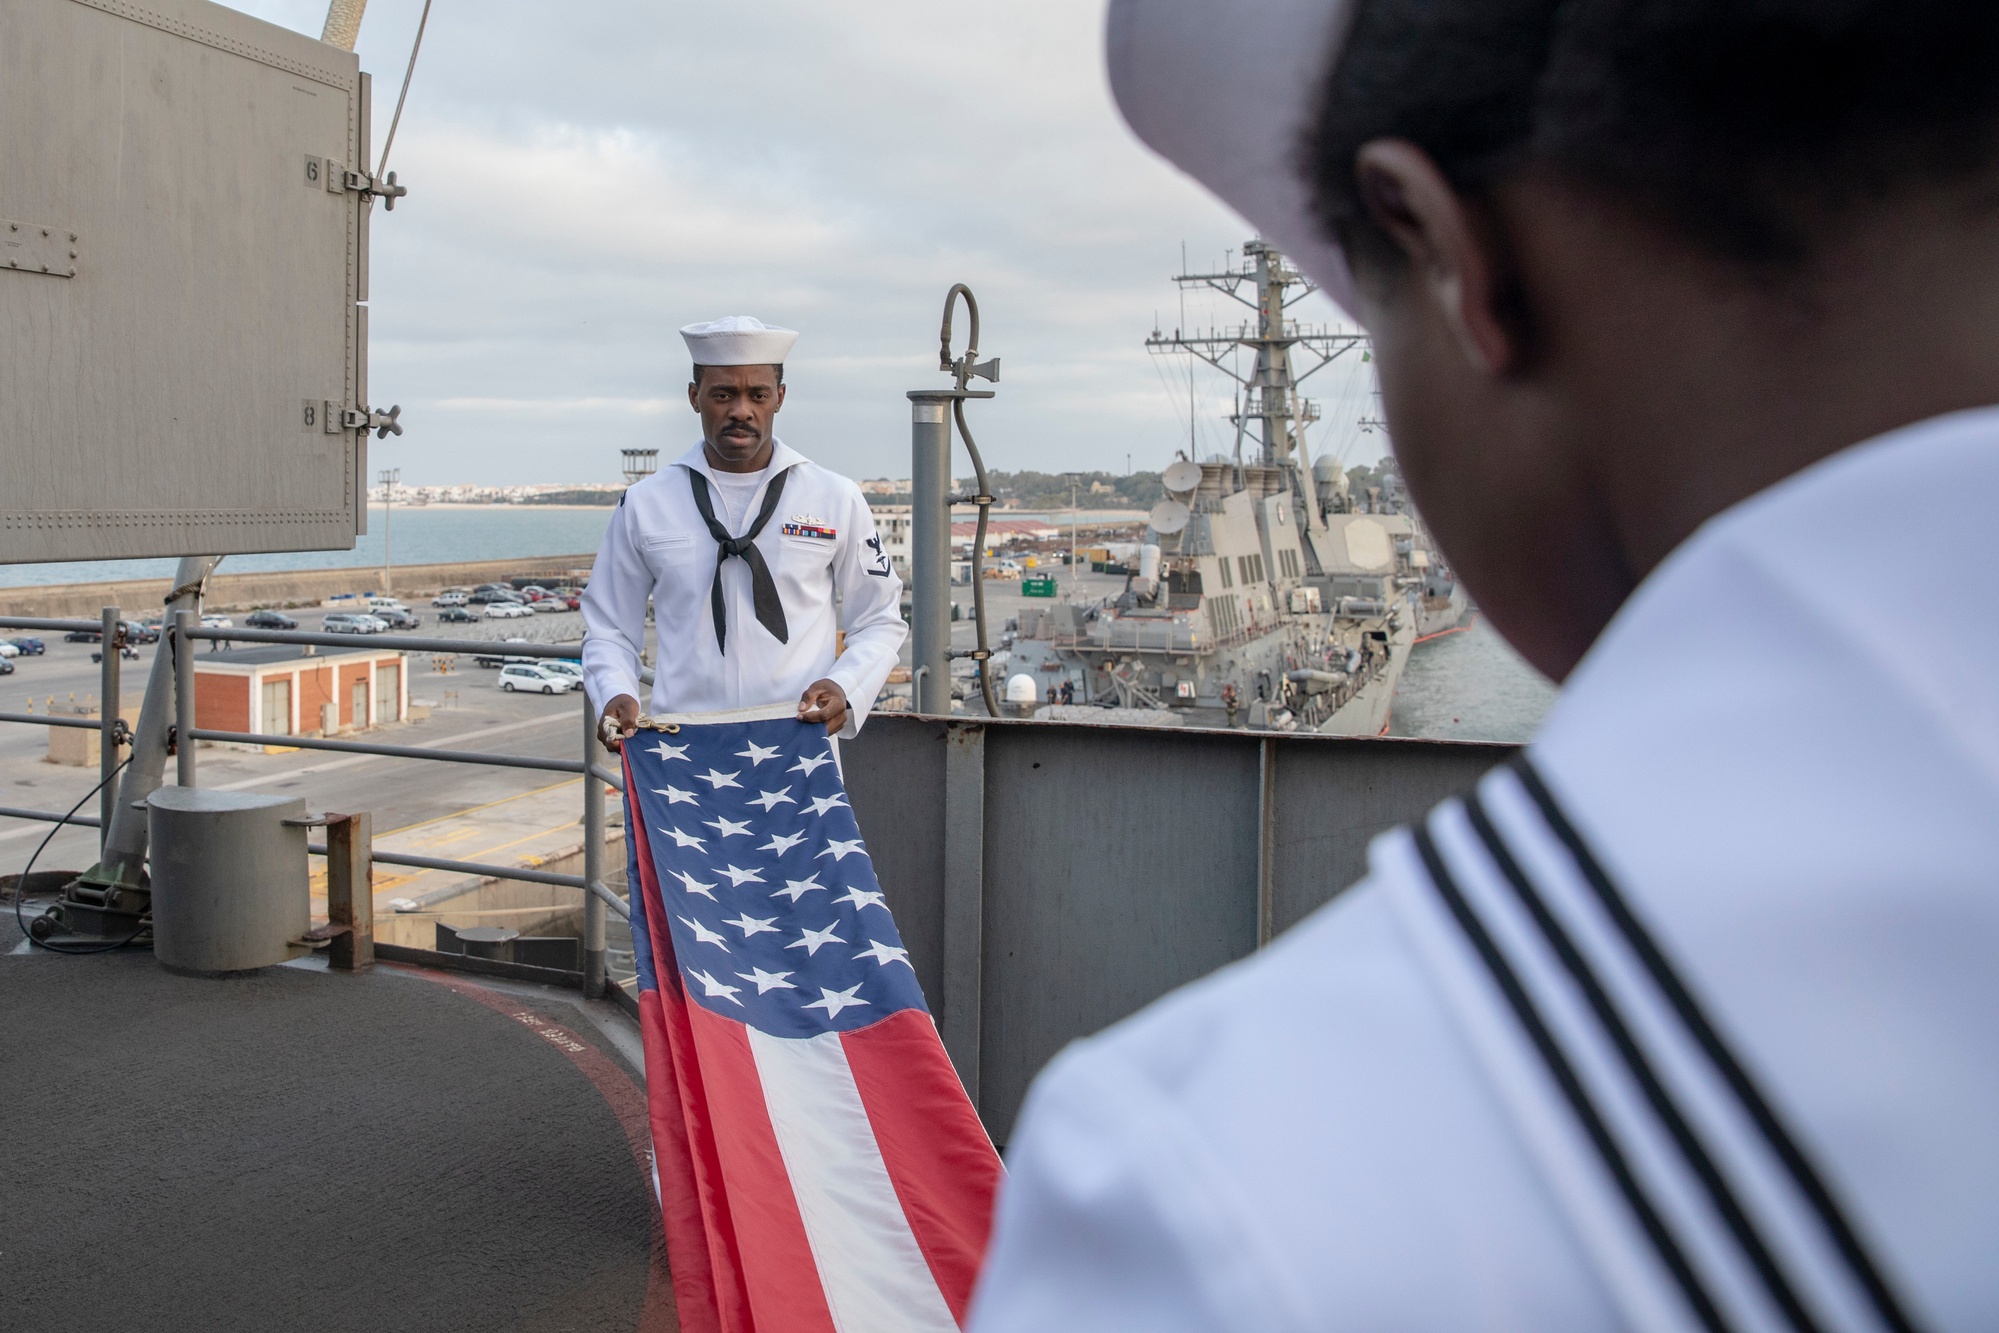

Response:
(392, 965), (678, 1333)
(841, 1010), (1004, 1325)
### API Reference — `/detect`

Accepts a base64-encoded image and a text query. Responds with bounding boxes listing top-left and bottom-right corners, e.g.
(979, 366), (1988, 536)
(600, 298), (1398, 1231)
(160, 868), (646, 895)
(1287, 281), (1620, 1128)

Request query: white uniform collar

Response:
(669, 437), (808, 483)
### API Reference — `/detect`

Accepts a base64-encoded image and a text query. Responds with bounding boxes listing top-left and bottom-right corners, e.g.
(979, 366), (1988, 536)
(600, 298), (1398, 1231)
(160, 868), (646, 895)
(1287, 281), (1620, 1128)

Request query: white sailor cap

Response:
(1105, 0), (1360, 318)
(680, 315), (800, 368)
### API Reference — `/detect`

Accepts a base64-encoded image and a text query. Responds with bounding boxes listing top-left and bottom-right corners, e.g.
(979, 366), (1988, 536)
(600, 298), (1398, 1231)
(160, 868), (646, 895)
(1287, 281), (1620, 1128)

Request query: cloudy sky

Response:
(237, 0), (1383, 486)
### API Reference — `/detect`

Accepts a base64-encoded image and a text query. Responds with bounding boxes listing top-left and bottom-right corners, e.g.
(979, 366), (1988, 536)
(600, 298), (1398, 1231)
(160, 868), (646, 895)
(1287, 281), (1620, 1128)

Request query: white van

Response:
(365, 596), (409, 613)
(497, 663), (574, 695)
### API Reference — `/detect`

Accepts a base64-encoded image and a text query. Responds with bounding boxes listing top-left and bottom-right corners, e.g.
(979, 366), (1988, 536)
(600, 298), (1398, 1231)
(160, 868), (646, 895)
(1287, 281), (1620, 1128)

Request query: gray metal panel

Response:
(0, 0), (366, 561)
(979, 725), (1261, 1140)
(846, 714), (1513, 1142)
(843, 718), (947, 1005)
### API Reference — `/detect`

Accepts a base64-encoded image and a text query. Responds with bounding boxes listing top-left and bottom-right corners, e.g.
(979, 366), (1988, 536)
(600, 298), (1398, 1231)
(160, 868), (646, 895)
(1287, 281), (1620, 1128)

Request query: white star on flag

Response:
(803, 983), (870, 1018)
(687, 968), (742, 1004)
(736, 741), (781, 764)
(662, 827), (707, 851)
(671, 869), (718, 900)
(697, 768), (743, 789)
(704, 816), (751, 838)
(735, 967), (796, 994)
(759, 831), (806, 855)
(835, 887), (887, 911)
(718, 864), (765, 887)
(806, 794), (849, 816)
(817, 838), (866, 862)
(723, 912), (780, 937)
(650, 741), (690, 762)
(854, 939), (911, 967)
(772, 876), (825, 903)
(747, 789), (796, 811)
(786, 922), (846, 956)
(788, 752), (834, 776)
(678, 916), (733, 951)
(654, 786), (698, 806)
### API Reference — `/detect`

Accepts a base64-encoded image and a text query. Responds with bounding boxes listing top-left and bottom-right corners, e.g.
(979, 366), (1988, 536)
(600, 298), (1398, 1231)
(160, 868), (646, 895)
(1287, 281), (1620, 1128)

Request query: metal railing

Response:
(0, 609), (132, 841)
(168, 616), (626, 996)
(0, 610), (633, 999)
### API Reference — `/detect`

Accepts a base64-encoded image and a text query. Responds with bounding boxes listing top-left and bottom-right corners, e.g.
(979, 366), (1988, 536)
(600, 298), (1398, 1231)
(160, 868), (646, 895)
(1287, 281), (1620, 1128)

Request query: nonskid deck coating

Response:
(0, 915), (672, 1333)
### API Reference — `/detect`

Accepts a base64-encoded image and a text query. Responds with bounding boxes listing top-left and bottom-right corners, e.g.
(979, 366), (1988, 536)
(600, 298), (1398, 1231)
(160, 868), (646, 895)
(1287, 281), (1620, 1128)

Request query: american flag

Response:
(623, 708), (1001, 1333)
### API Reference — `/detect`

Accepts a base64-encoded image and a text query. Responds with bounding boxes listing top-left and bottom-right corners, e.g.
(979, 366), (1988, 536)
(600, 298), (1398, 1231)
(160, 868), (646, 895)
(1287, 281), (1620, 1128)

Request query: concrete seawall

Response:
(0, 554), (597, 620)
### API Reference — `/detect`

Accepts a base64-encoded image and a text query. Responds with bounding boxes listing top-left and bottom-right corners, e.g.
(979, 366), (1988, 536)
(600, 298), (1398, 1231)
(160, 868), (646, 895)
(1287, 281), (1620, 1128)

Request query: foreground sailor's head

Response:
(681, 316), (798, 472)
(1113, 0), (1999, 680)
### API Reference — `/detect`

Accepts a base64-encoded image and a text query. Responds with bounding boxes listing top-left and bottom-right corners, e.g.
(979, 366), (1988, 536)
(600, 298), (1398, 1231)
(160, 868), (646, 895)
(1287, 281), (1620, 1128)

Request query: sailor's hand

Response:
(798, 679), (849, 735)
(598, 695), (641, 751)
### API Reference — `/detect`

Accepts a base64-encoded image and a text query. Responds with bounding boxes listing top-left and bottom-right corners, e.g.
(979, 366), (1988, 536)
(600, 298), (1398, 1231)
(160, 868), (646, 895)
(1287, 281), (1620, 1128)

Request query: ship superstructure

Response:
(1001, 241), (1465, 732)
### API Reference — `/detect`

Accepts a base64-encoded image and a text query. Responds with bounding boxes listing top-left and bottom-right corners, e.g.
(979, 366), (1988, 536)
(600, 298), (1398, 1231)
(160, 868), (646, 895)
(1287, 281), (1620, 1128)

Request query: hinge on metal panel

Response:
(332, 404), (405, 439)
(324, 159), (410, 211)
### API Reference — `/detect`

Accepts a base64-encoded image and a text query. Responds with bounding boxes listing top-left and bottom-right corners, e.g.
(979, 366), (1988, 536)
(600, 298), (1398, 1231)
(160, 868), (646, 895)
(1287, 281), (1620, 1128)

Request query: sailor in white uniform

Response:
(972, 2), (1999, 1330)
(582, 317), (905, 744)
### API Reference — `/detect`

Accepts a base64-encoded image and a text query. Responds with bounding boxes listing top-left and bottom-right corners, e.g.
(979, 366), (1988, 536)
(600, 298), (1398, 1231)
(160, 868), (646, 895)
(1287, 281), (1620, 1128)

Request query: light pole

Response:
(1063, 473), (1083, 597)
(378, 467), (399, 594)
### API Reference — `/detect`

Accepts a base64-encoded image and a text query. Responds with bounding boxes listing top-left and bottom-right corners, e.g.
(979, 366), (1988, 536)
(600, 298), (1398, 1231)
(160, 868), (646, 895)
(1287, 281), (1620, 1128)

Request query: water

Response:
(0, 507), (615, 588)
(1389, 617), (1559, 744)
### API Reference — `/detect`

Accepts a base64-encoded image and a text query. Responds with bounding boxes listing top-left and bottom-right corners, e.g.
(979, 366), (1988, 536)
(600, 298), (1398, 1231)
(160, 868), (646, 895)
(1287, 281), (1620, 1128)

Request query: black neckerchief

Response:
(687, 463), (794, 653)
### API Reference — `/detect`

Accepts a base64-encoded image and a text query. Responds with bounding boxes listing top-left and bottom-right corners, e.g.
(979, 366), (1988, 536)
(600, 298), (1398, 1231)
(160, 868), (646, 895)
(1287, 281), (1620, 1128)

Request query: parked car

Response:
(323, 613), (374, 634)
(0, 658), (12, 675)
(497, 663), (574, 694)
(375, 608), (422, 630)
(432, 591), (469, 607)
(484, 602), (532, 619)
(0, 641), (18, 658)
(540, 660), (584, 683)
(91, 645), (140, 663)
(200, 614), (234, 630)
(134, 619), (163, 643)
(5, 637), (45, 655)
(245, 610), (297, 630)
(366, 597), (409, 614)
(473, 639), (537, 668)
(438, 606), (478, 624)
(529, 597), (568, 613)
(466, 589), (519, 605)
(64, 629), (100, 643)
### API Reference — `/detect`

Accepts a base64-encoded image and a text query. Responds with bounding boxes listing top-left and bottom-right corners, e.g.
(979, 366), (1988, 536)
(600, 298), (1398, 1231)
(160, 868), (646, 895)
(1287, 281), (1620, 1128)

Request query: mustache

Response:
(718, 423), (759, 436)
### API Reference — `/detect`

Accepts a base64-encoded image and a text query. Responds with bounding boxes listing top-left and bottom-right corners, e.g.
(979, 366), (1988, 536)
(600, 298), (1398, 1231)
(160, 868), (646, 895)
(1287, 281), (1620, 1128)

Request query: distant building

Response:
(859, 478), (911, 496)
(870, 504), (911, 576)
(193, 644), (408, 742)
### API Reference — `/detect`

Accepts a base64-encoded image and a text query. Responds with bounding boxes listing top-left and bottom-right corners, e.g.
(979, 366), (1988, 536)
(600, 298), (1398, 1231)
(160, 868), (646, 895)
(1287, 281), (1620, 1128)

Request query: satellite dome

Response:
(1005, 673), (1041, 705)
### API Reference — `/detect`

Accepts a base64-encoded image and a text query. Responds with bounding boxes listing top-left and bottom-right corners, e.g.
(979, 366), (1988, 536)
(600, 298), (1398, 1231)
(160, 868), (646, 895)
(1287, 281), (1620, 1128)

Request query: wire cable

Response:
(11, 757), (144, 954)
(375, 0), (434, 185)
(937, 284), (1002, 718)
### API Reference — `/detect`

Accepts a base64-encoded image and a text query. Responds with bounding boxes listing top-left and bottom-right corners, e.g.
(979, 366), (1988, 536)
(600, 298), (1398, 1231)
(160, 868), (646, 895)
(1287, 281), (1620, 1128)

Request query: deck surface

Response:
(0, 906), (673, 1333)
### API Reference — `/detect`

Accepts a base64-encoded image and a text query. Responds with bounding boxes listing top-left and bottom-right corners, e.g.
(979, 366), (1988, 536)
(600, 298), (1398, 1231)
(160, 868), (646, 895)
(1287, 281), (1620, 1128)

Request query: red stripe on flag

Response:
(841, 1010), (1004, 1324)
(631, 807), (744, 1333)
(686, 1003), (839, 1333)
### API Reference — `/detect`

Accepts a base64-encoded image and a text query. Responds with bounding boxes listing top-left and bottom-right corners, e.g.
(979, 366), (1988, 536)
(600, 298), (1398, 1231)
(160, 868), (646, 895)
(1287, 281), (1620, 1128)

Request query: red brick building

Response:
(193, 644), (407, 738)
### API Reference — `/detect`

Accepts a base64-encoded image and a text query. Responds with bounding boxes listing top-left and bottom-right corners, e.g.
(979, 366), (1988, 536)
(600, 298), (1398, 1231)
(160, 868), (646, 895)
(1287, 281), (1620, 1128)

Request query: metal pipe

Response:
(187, 728), (584, 774)
(98, 606), (121, 855)
(173, 610), (196, 789)
(587, 878), (631, 922)
(183, 626), (583, 659)
(307, 843), (587, 890)
(582, 698), (608, 999)
(0, 712), (102, 731)
(0, 806), (101, 828)
(0, 616), (108, 633)
(92, 554), (217, 893)
(909, 392), (954, 715)
(588, 762), (625, 792)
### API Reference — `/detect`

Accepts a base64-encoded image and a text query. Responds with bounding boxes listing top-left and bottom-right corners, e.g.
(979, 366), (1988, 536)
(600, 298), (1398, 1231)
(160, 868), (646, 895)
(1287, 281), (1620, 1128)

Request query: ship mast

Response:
(1146, 240), (1366, 471)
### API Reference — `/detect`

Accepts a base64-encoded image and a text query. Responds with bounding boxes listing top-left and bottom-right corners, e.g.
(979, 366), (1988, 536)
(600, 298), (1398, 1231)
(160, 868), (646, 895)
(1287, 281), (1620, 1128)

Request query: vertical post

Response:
(173, 610), (196, 789)
(582, 695), (607, 999)
(326, 812), (374, 970)
(908, 391), (954, 715)
(941, 722), (986, 1104)
(1256, 736), (1276, 947)
(98, 606), (121, 855)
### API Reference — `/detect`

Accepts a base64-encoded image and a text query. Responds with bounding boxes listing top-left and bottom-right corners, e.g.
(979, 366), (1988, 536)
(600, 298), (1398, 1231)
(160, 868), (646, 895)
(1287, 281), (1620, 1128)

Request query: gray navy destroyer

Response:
(1001, 240), (1468, 733)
